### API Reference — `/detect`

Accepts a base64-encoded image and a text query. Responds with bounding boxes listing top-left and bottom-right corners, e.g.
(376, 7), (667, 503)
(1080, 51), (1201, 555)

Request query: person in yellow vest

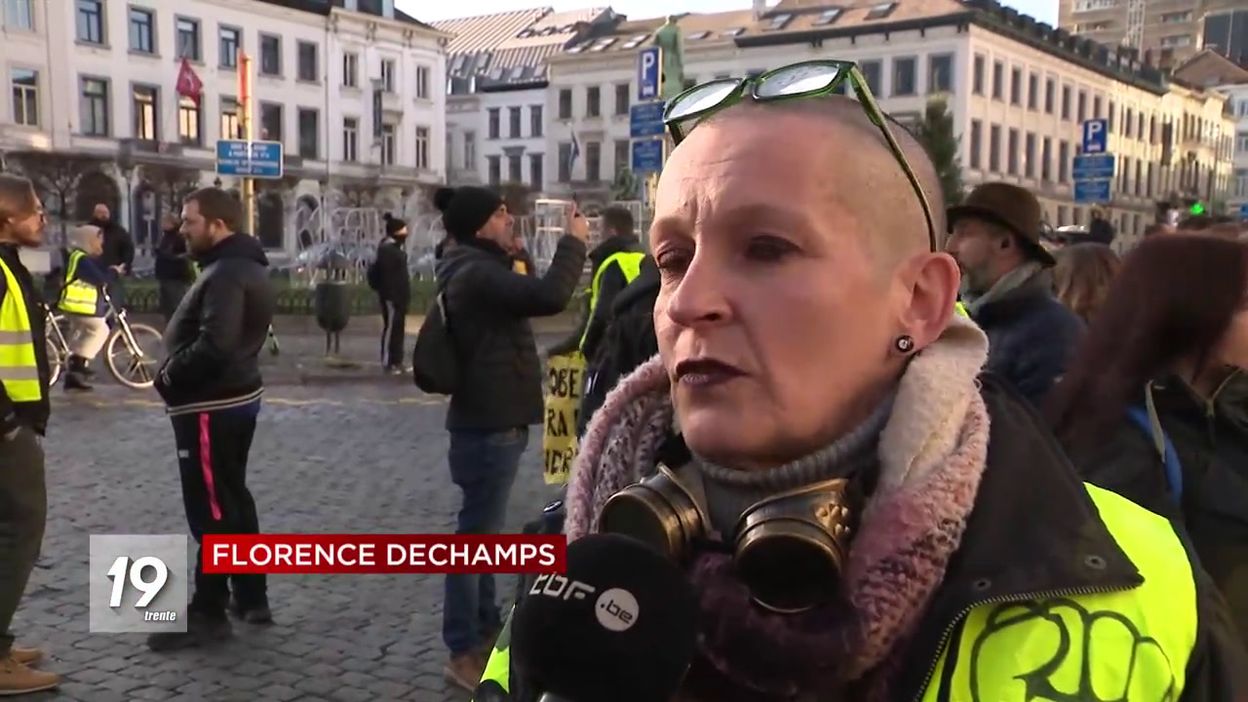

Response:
(56, 224), (110, 392)
(477, 74), (1247, 701)
(0, 175), (59, 695)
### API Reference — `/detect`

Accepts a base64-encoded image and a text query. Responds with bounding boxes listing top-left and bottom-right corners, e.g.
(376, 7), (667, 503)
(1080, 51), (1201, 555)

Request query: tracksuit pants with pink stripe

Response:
(170, 399), (266, 617)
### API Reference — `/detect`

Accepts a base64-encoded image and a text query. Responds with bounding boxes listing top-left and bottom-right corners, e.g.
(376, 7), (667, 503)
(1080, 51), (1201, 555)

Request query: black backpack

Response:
(412, 287), (459, 394)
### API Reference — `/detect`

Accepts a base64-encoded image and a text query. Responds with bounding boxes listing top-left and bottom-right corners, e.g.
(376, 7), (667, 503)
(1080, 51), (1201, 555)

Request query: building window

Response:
(343, 117), (358, 162)
(972, 54), (984, 95)
(1042, 137), (1052, 182)
(10, 69), (38, 127)
(530, 106), (543, 137)
(129, 8), (154, 54)
(861, 60), (882, 95)
(991, 61), (1003, 100)
(1061, 85), (1071, 121)
(343, 53), (358, 88)
(380, 123), (395, 165)
(615, 83), (629, 115)
(219, 27), (240, 69)
(416, 65), (430, 99)
(1059, 140), (1069, 183)
(1160, 35), (1191, 48)
(415, 126), (429, 170)
(1147, 162), (1155, 197)
(1124, 107), (1132, 138)
(487, 156), (501, 186)
(509, 107), (521, 139)
(508, 154), (521, 183)
(175, 17), (200, 61)
(969, 119), (982, 169)
(1135, 159), (1143, 196)
(1057, 205), (1067, 226)
(929, 54), (953, 93)
(579, 141), (600, 182)
(1137, 112), (1145, 140)
(1077, 90), (1086, 123)
(298, 108), (318, 159)
(892, 57), (916, 96)
(615, 139), (630, 175)
(80, 77), (109, 136)
(463, 131), (475, 170)
(260, 102), (282, 142)
(297, 41), (318, 82)
(2, 0), (34, 30)
(133, 85), (157, 140)
(1008, 128), (1019, 175)
(381, 59), (396, 93)
(586, 86), (600, 118)
(1010, 67), (1021, 105)
(558, 89), (572, 120)
(1024, 132), (1035, 178)
(558, 142), (572, 182)
(260, 35), (281, 76)
(530, 153), (543, 189)
(177, 95), (200, 145)
(220, 96), (239, 140)
(1044, 78), (1055, 114)
(76, 0), (104, 44)
(989, 124), (1001, 172)
(488, 108), (500, 140)
(1027, 73), (1038, 110)
(1093, 95), (1102, 122)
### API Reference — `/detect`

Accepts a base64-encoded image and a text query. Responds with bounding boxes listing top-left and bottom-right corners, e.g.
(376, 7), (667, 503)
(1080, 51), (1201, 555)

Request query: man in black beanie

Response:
(368, 213), (410, 374)
(431, 186), (588, 689)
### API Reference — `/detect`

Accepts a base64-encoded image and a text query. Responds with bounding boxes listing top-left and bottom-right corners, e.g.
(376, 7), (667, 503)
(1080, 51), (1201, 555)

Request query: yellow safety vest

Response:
(578, 251), (645, 350)
(476, 483), (1198, 700)
(0, 257), (43, 402)
(58, 249), (99, 315)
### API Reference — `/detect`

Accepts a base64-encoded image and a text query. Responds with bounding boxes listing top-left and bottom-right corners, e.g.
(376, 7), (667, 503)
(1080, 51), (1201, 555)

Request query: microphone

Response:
(511, 533), (699, 702)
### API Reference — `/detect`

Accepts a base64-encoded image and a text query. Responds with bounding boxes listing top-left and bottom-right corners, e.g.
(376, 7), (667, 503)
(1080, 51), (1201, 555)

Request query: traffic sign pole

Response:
(238, 49), (255, 236)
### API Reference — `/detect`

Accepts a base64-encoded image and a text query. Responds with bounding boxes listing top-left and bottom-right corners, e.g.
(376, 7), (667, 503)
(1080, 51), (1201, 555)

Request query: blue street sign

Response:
(638, 47), (660, 102)
(1240, 203), (1248, 221)
(632, 138), (663, 174)
(1072, 153), (1115, 180)
(1081, 118), (1108, 154)
(630, 102), (665, 138)
(1074, 178), (1111, 204)
(215, 139), (284, 178)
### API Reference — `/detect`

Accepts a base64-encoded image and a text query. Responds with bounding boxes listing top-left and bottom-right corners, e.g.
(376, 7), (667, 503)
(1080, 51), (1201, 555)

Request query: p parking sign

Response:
(89, 535), (188, 633)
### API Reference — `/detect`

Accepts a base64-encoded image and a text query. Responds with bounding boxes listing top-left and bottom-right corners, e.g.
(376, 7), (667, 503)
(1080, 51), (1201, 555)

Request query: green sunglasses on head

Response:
(662, 60), (938, 253)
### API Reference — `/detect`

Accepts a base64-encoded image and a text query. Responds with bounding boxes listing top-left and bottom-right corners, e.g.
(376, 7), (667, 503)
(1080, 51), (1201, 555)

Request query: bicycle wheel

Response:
(46, 339), (63, 387)
(105, 323), (165, 389)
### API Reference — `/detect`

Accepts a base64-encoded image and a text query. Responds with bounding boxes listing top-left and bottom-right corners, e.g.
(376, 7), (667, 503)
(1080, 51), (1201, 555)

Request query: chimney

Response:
(754, 0), (767, 19)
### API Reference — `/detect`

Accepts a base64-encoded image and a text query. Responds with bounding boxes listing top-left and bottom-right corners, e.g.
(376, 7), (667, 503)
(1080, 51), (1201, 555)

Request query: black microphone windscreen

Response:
(511, 533), (698, 702)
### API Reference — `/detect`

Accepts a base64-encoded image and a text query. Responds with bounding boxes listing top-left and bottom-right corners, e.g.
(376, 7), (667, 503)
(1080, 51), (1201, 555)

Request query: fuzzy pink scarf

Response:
(565, 316), (992, 697)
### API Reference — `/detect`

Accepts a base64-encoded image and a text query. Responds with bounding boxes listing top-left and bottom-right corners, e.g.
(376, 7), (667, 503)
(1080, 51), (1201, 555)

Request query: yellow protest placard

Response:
(542, 352), (585, 485)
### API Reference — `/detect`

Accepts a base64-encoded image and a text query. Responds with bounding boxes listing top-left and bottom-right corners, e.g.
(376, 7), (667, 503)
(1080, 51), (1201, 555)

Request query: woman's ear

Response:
(896, 251), (960, 349)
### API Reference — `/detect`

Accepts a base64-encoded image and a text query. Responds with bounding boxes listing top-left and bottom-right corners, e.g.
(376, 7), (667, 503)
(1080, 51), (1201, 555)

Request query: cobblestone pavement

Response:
(17, 382), (563, 702)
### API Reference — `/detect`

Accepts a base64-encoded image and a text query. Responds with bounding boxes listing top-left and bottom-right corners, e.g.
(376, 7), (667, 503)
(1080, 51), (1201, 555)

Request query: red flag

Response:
(176, 58), (203, 106)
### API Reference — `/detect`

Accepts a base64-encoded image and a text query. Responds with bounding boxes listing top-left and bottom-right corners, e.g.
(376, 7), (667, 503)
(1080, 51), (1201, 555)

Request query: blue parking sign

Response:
(1081, 119), (1108, 154)
(638, 47), (660, 102)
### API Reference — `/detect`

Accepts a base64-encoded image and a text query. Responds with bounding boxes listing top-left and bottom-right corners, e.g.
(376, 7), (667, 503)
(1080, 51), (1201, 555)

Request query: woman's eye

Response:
(655, 249), (692, 275)
(745, 236), (797, 262)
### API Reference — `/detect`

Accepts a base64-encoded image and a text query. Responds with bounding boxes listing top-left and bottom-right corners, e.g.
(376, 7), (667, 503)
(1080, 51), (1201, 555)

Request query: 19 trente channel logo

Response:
(88, 534), (565, 634)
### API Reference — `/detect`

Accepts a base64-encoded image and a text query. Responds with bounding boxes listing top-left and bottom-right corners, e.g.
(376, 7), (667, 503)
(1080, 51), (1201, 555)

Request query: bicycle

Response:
(44, 288), (164, 389)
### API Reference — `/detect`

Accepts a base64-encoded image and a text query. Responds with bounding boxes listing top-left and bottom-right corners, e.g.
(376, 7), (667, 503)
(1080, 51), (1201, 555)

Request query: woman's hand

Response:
(567, 203), (589, 242)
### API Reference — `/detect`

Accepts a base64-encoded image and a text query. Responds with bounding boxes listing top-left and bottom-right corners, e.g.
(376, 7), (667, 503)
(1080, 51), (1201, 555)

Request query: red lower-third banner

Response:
(201, 534), (567, 574)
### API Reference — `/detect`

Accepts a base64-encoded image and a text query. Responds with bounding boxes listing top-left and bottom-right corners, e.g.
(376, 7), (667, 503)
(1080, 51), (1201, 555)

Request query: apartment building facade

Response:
(0, 0), (448, 254)
(1058, 0), (1243, 69)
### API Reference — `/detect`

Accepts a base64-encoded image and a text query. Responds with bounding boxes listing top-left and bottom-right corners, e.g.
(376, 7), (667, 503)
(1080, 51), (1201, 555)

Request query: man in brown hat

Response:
(946, 182), (1083, 406)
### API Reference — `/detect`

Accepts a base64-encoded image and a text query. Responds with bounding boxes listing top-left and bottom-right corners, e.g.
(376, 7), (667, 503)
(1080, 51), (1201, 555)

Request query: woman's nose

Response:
(665, 256), (730, 327)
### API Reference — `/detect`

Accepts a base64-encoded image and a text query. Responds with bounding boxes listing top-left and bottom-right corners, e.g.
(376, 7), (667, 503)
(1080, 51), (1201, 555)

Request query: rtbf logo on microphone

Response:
(528, 573), (640, 632)
(200, 534), (566, 574)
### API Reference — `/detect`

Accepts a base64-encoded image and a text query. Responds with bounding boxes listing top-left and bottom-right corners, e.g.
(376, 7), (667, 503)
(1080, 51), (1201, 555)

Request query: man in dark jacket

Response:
(148, 187), (276, 652)
(429, 186), (587, 690)
(0, 175), (59, 695)
(371, 213), (410, 374)
(548, 206), (645, 361)
(946, 183), (1083, 406)
(154, 213), (195, 322)
(1087, 207), (1116, 245)
(89, 204), (134, 311)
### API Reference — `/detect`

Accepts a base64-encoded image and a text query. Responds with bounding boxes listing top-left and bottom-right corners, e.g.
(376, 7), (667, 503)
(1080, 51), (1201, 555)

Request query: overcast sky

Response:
(401, 0), (1058, 26)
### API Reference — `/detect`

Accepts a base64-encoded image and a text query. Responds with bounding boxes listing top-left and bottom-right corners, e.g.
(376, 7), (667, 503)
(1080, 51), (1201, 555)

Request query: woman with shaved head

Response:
(476, 62), (1246, 701)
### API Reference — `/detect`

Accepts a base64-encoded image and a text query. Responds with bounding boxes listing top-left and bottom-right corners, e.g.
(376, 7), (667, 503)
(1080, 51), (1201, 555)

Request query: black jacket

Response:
(0, 245), (50, 436)
(971, 274), (1084, 407)
(578, 255), (659, 436)
(1067, 373), (1248, 644)
(436, 236), (586, 432)
(154, 229), (194, 283)
(548, 234), (644, 359)
(156, 233), (276, 413)
(373, 236), (411, 305)
(90, 218), (135, 271)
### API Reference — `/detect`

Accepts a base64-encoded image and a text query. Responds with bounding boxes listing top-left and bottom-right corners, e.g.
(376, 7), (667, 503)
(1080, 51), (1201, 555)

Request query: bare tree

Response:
(138, 162), (203, 211)
(335, 179), (382, 208)
(6, 150), (107, 242)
